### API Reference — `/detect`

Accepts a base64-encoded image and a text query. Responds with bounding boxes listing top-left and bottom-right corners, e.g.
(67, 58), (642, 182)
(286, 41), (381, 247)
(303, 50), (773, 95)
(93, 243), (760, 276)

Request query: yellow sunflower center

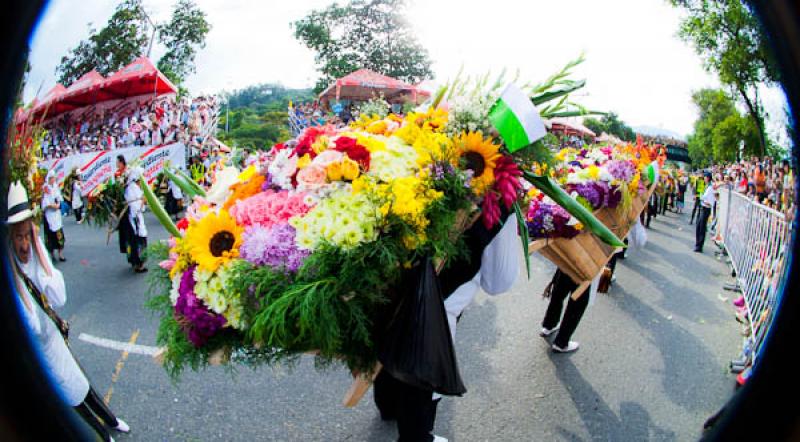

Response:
(463, 151), (487, 177)
(209, 231), (236, 257)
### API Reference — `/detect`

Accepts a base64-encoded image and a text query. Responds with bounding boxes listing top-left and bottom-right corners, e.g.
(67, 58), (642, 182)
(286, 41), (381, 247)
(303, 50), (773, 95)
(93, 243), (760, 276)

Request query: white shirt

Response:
(125, 180), (148, 237)
(71, 181), (83, 210)
(701, 184), (716, 208)
(168, 180), (183, 199)
(41, 185), (63, 231)
(15, 239), (89, 406)
(432, 215), (520, 401)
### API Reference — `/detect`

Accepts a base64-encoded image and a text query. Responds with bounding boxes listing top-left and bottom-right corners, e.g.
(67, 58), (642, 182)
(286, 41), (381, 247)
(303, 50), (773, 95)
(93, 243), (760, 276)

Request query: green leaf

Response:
(513, 200), (531, 279)
(139, 177), (181, 238)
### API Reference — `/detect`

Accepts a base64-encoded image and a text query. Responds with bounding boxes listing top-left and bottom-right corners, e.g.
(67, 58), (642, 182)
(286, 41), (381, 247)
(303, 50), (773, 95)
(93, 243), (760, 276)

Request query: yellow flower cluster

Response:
(326, 157), (361, 181)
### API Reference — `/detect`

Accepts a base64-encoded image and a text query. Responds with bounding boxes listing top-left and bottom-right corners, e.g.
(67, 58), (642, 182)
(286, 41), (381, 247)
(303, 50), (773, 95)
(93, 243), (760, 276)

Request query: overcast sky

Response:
(23, 0), (789, 139)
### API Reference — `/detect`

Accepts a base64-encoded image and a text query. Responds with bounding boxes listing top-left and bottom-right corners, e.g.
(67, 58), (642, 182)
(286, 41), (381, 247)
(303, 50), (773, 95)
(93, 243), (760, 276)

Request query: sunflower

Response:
(186, 209), (244, 272)
(454, 131), (502, 195)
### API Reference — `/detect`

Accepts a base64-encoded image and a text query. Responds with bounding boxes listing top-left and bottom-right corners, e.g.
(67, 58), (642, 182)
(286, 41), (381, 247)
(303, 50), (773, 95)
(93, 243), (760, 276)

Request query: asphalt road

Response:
(51, 201), (741, 441)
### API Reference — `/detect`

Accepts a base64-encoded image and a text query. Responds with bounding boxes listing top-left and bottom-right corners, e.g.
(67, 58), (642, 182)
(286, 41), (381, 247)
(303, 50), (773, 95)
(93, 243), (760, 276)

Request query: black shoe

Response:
(694, 248), (703, 253)
(134, 266), (149, 273)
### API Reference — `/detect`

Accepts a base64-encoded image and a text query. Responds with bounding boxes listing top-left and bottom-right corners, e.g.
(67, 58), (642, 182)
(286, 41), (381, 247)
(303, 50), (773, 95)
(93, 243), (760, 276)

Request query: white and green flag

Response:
(489, 83), (547, 152)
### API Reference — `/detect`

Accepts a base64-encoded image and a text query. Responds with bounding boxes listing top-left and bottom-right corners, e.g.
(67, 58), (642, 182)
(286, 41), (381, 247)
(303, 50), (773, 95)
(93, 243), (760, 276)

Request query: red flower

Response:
(334, 137), (371, 171)
(492, 155), (523, 210)
(176, 217), (189, 231)
(293, 125), (337, 159)
(272, 143), (288, 152)
(481, 191), (501, 229)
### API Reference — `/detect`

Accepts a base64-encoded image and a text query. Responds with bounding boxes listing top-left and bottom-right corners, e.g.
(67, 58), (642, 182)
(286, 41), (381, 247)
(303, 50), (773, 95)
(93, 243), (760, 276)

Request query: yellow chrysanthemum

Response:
(186, 210), (244, 272)
(454, 131), (501, 196)
(349, 114), (381, 131)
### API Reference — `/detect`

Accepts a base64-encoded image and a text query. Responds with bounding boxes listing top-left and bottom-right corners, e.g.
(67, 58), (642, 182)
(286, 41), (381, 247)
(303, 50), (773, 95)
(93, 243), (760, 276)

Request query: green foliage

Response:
(57, 0), (150, 84)
(56, 0), (209, 88)
(670, 0), (779, 155)
(583, 113), (635, 142)
(217, 85), (315, 150)
(156, 0), (211, 86)
(293, 0), (433, 92)
(686, 88), (763, 167)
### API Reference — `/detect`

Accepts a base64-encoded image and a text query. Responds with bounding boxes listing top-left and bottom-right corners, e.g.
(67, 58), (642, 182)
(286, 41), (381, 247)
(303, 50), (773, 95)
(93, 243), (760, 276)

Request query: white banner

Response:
(40, 143), (186, 196)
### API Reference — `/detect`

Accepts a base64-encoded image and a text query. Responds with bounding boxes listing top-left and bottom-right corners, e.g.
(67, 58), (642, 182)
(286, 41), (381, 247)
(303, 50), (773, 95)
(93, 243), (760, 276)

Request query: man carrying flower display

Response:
(374, 208), (521, 442)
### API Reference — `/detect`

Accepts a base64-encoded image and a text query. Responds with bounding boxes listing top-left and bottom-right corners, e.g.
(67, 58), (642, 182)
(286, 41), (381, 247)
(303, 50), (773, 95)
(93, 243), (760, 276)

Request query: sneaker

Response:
(552, 342), (580, 353)
(113, 418), (130, 433)
(539, 327), (559, 337)
(433, 436), (448, 442)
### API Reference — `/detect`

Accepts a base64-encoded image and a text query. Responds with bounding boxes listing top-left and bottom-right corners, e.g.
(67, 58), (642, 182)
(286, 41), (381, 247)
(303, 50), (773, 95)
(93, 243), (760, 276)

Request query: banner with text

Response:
(40, 143), (186, 195)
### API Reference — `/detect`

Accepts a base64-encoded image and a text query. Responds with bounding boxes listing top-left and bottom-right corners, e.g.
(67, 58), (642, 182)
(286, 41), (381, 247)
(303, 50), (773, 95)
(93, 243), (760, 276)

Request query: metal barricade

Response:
(719, 188), (790, 363)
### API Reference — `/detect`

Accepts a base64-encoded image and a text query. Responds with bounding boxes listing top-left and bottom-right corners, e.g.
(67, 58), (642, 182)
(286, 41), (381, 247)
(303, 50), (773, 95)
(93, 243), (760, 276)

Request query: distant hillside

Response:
(217, 84), (315, 150)
(633, 125), (686, 142)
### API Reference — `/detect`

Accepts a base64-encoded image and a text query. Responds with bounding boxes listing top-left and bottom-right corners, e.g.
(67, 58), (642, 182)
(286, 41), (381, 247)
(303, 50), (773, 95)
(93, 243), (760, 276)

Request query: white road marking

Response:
(78, 332), (160, 356)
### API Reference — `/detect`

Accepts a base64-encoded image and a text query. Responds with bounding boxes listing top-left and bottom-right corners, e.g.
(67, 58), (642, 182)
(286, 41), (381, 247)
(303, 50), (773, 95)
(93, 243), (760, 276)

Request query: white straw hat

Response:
(6, 181), (33, 224)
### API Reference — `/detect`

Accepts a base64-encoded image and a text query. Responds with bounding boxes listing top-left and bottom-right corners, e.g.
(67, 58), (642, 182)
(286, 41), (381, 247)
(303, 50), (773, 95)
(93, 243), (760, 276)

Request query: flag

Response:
(489, 84), (547, 152)
(646, 161), (660, 185)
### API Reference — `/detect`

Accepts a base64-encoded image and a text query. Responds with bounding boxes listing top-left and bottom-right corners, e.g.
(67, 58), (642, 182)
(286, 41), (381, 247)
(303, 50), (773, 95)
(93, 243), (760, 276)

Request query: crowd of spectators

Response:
(703, 156), (795, 215)
(40, 95), (219, 160)
(288, 101), (344, 136)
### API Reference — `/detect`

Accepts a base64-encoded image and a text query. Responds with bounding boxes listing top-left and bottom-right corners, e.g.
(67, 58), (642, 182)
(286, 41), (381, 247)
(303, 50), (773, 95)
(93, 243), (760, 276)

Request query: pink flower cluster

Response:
(229, 190), (311, 228)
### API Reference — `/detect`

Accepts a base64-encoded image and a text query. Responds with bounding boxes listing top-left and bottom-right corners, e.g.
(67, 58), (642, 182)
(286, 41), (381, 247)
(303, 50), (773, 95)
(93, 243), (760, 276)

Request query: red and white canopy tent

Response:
(318, 69), (430, 106)
(546, 117), (597, 139)
(18, 56), (177, 124)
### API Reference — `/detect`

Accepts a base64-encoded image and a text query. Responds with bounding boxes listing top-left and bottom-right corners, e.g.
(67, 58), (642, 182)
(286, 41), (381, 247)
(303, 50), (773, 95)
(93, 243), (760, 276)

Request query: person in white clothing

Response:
(164, 177), (184, 221)
(121, 167), (149, 273)
(6, 181), (130, 441)
(41, 171), (65, 262)
(71, 176), (84, 224)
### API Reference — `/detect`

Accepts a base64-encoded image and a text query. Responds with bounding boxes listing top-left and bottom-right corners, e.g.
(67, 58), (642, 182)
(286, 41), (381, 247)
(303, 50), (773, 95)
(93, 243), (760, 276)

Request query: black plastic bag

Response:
(378, 258), (466, 396)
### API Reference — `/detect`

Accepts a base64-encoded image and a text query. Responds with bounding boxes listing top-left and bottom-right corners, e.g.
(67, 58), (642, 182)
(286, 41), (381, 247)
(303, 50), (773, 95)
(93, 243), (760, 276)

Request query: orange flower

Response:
(222, 175), (266, 210)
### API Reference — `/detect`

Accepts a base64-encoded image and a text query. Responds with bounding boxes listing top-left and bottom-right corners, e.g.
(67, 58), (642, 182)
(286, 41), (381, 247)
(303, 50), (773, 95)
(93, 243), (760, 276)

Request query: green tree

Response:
(157, 0), (211, 86)
(687, 88), (759, 166)
(293, 0), (433, 92)
(56, 0), (209, 87)
(669, 0), (779, 156)
(56, 0), (150, 84)
(583, 112), (635, 141)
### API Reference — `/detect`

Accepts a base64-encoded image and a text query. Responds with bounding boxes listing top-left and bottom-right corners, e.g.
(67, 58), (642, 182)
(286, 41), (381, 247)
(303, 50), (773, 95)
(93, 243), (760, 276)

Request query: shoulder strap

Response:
(13, 261), (69, 340)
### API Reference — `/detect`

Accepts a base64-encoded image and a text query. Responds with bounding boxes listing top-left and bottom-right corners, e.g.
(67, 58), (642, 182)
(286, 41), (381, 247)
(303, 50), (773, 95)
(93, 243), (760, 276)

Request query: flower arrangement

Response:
(146, 57), (626, 377)
(526, 141), (658, 239)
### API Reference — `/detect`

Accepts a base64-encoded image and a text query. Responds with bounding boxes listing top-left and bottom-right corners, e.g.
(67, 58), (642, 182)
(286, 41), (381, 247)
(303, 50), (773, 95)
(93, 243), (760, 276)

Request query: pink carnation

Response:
(229, 190), (312, 228)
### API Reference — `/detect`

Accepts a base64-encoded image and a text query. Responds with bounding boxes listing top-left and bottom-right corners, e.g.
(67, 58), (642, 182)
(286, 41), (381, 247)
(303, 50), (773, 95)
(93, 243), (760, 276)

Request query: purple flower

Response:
(240, 224), (309, 272)
(606, 160), (636, 182)
(526, 199), (581, 239)
(174, 266), (226, 347)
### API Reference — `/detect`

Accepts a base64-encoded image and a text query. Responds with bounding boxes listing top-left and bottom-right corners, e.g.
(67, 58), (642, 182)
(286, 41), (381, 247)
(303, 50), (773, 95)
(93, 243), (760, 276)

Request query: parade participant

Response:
(694, 173), (714, 253)
(71, 175), (84, 224)
(115, 154), (127, 180)
(6, 182), (130, 442)
(41, 170), (66, 262)
(540, 269), (589, 353)
(374, 212), (520, 442)
(676, 173), (688, 214)
(164, 177), (184, 221)
(120, 167), (148, 273)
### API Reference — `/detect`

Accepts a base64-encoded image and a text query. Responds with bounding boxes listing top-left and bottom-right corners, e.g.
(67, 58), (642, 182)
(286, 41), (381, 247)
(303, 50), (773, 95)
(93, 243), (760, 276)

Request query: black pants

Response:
(690, 197), (702, 224)
(695, 206), (711, 251)
(646, 195), (658, 227)
(374, 371), (438, 442)
(542, 270), (590, 348)
(74, 386), (118, 442)
(73, 207), (83, 222)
